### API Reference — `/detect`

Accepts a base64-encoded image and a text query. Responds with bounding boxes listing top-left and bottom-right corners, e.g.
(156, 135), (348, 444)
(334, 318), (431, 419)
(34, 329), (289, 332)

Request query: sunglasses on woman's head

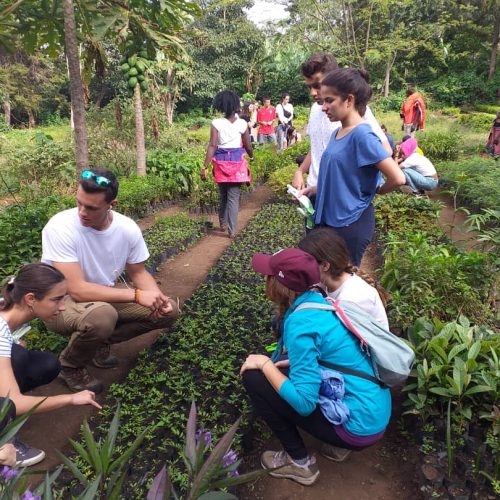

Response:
(81, 170), (111, 187)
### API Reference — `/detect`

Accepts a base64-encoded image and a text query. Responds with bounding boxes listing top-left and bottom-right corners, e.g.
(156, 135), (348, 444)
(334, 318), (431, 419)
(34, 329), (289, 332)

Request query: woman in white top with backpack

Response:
(201, 91), (254, 238)
(298, 227), (389, 329)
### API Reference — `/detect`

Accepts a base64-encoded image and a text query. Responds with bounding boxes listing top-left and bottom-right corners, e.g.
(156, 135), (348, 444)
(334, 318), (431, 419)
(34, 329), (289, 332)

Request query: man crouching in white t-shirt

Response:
(291, 53), (392, 194)
(41, 168), (179, 393)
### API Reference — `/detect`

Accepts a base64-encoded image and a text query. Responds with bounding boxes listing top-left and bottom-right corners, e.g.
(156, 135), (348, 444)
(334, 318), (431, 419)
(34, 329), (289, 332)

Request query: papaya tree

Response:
(4, 0), (199, 174)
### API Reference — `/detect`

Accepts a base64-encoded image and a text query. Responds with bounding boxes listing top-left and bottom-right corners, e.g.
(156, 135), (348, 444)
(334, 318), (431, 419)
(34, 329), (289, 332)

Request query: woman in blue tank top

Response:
(301, 69), (405, 266)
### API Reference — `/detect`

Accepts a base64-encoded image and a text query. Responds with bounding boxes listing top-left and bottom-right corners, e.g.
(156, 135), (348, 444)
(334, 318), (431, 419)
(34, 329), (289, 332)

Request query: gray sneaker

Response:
(321, 443), (352, 462)
(261, 450), (319, 486)
(12, 437), (45, 467)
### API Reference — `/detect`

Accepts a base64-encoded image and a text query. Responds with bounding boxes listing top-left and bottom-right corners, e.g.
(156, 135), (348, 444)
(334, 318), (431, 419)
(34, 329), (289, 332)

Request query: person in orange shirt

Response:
(401, 87), (426, 137)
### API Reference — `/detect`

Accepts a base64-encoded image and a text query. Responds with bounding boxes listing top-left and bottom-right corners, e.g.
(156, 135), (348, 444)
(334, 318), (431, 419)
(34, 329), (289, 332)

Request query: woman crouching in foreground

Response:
(240, 248), (391, 486)
(0, 263), (101, 467)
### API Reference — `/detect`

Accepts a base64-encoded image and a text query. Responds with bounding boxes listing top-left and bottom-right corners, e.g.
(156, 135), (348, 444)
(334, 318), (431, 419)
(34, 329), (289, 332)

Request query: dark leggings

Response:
(10, 343), (60, 395)
(242, 369), (368, 461)
(328, 204), (375, 267)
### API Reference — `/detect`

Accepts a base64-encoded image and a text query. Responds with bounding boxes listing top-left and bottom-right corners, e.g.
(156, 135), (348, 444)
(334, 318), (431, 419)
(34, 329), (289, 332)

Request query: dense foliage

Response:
(375, 194), (495, 330)
(437, 156), (500, 212)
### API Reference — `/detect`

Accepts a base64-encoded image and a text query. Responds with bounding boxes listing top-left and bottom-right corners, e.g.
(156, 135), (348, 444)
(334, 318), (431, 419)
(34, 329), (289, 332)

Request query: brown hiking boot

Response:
(92, 345), (119, 369)
(59, 366), (103, 393)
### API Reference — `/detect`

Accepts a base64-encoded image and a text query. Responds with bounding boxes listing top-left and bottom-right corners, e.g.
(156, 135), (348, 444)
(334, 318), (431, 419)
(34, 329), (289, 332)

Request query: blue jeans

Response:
(258, 133), (276, 144)
(403, 169), (438, 193)
(218, 183), (241, 235)
(276, 124), (288, 152)
(323, 204), (375, 267)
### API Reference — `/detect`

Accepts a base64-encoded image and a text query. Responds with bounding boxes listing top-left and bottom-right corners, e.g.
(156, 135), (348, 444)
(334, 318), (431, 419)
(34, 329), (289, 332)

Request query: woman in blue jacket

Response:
(241, 248), (391, 486)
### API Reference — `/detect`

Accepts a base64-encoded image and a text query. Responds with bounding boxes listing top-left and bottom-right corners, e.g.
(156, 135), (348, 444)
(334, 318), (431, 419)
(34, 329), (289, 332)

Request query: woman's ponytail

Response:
(0, 277), (16, 311)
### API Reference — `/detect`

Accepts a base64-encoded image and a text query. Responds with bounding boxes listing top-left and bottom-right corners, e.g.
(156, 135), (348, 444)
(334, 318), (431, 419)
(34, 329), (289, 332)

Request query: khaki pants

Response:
(44, 294), (179, 368)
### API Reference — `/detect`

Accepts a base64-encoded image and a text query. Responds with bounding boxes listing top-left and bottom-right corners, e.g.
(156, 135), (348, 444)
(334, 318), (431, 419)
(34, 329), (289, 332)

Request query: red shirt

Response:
(257, 106), (276, 135)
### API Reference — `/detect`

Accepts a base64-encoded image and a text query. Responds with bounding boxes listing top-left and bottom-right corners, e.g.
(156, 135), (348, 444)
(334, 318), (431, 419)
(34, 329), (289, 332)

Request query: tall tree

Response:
(63, 0), (89, 172)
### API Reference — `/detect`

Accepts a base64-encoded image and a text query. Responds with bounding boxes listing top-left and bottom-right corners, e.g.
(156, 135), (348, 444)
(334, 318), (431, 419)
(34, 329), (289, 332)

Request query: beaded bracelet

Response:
(134, 288), (141, 304)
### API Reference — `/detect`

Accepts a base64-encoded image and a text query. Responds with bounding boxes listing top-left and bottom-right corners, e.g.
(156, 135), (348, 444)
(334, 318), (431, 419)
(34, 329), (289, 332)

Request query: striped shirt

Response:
(0, 316), (13, 358)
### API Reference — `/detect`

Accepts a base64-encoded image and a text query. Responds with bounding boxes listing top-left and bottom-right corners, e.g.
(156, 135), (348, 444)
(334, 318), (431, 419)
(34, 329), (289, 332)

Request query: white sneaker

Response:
(11, 437), (46, 467)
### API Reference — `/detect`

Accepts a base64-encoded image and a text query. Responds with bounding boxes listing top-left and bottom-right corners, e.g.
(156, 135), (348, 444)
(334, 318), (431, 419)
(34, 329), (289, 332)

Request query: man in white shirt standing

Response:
(291, 53), (392, 196)
(42, 168), (179, 393)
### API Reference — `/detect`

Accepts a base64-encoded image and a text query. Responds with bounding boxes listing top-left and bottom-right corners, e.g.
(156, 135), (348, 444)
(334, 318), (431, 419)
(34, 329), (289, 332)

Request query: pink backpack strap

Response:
(331, 299), (369, 349)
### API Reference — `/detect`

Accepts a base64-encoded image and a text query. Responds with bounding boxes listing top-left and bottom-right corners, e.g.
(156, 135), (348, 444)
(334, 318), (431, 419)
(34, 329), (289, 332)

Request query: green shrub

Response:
(429, 71), (499, 106)
(437, 156), (499, 212)
(381, 232), (493, 329)
(146, 149), (202, 196)
(438, 107), (461, 117)
(372, 89), (408, 113)
(6, 140), (75, 189)
(473, 104), (500, 115)
(418, 130), (460, 160)
(457, 112), (496, 132)
(118, 175), (174, 218)
(268, 163), (297, 196)
(0, 195), (73, 281)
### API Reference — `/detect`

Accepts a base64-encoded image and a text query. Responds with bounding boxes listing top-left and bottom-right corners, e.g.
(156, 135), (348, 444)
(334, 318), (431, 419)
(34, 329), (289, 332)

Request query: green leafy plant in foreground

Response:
(403, 316), (500, 475)
(57, 405), (149, 499)
(147, 401), (270, 500)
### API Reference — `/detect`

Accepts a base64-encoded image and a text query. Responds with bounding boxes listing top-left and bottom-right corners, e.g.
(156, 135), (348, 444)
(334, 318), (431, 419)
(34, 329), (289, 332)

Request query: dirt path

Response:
(19, 185), (272, 476)
(428, 189), (477, 250)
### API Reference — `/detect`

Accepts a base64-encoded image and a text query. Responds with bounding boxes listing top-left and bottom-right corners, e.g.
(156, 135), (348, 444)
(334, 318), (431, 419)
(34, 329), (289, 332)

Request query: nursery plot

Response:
(58, 203), (303, 496)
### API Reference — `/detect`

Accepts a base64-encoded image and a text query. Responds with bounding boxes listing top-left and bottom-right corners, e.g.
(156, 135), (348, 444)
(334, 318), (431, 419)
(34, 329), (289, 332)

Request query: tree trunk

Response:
(162, 92), (174, 126)
(63, 0), (89, 173)
(114, 99), (123, 129)
(94, 84), (107, 108)
(488, 13), (500, 80)
(134, 85), (146, 176)
(152, 112), (159, 140)
(3, 96), (10, 126)
(27, 109), (36, 128)
(382, 52), (397, 97)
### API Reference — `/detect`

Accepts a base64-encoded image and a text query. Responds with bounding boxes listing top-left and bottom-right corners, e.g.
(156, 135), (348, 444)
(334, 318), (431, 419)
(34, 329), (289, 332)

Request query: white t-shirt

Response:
(327, 274), (389, 330)
(0, 316), (13, 358)
(42, 208), (149, 286)
(276, 103), (294, 125)
(306, 103), (386, 187)
(212, 118), (247, 148)
(401, 153), (437, 177)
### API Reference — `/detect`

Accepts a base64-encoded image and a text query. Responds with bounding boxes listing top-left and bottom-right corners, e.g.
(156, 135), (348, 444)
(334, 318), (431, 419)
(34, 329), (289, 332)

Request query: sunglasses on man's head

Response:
(81, 170), (111, 187)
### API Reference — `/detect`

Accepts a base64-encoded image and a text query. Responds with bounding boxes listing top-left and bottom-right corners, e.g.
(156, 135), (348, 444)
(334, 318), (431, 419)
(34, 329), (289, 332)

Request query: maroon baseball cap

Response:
(251, 248), (321, 292)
